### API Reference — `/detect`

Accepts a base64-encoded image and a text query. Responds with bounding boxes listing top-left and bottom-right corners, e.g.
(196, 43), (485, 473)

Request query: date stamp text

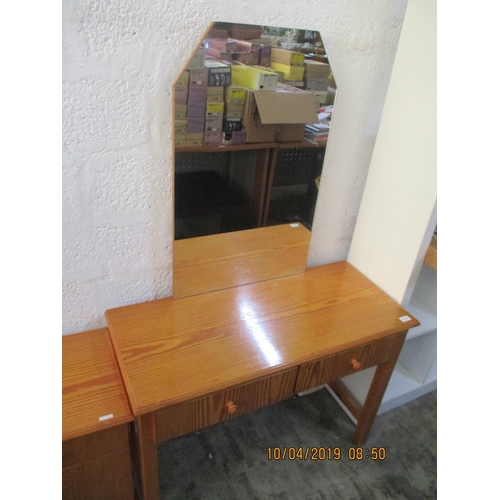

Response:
(266, 447), (386, 461)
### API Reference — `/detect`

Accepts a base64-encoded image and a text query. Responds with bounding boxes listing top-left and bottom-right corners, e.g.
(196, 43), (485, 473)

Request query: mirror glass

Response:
(173, 22), (336, 298)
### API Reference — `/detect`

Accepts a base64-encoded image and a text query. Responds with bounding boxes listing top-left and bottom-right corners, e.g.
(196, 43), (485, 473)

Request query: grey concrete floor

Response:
(157, 388), (437, 500)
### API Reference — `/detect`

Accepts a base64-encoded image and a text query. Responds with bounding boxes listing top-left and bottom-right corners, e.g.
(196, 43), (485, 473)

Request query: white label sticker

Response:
(99, 414), (114, 421)
(290, 223), (300, 227)
(399, 315), (411, 323)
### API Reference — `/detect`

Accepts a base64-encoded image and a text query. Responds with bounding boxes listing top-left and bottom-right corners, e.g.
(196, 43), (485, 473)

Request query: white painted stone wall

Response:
(62, 0), (408, 334)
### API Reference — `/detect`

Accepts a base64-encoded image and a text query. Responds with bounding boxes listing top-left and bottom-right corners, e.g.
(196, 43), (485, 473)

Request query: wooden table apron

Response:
(105, 261), (419, 500)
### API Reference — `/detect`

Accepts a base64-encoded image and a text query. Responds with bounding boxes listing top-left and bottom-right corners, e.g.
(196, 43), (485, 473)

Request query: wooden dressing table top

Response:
(173, 223), (311, 298)
(62, 328), (133, 441)
(106, 262), (419, 416)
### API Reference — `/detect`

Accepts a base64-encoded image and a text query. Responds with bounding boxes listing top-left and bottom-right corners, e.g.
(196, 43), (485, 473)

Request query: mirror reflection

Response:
(173, 22), (336, 241)
(172, 22), (336, 299)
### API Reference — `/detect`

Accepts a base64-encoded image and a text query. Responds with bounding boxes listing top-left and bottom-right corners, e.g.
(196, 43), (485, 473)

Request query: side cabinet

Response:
(62, 424), (135, 500)
(62, 328), (136, 500)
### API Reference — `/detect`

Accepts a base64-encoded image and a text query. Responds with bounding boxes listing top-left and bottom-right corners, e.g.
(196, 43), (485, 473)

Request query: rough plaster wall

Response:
(62, 0), (408, 334)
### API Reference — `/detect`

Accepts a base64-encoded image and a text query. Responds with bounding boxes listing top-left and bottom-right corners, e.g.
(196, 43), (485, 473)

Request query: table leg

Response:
(252, 147), (272, 227)
(136, 413), (159, 500)
(353, 332), (406, 445)
(261, 147), (278, 227)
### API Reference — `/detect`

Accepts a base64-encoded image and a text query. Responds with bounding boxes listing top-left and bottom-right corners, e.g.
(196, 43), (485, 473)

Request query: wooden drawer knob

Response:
(226, 401), (237, 415)
(351, 359), (362, 370)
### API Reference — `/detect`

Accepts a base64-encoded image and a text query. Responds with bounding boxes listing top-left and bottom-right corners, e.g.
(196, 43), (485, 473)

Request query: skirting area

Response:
(157, 388), (437, 499)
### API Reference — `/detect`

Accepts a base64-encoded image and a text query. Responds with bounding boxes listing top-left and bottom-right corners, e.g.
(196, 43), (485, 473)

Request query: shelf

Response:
(397, 330), (436, 384)
(174, 141), (326, 153)
(404, 263), (437, 340)
(175, 142), (278, 153)
(278, 141), (327, 149)
(404, 302), (436, 340)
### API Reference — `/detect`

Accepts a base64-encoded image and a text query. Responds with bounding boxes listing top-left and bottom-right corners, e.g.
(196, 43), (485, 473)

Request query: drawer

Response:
(155, 367), (298, 442)
(295, 335), (399, 393)
(62, 424), (131, 469)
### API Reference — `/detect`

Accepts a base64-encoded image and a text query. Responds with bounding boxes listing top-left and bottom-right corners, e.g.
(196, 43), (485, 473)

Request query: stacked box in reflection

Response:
(270, 48), (306, 90)
(185, 68), (208, 147)
(203, 60), (232, 146)
(222, 86), (247, 145)
(174, 71), (189, 147)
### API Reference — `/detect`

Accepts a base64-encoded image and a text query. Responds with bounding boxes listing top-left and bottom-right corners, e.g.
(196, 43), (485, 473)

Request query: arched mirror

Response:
(173, 22), (336, 298)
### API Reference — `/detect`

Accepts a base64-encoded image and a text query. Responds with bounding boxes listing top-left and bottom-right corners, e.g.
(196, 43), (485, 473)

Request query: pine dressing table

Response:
(105, 255), (419, 500)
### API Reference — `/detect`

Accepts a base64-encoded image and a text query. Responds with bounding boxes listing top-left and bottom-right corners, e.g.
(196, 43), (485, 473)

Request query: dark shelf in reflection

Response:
(175, 170), (253, 240)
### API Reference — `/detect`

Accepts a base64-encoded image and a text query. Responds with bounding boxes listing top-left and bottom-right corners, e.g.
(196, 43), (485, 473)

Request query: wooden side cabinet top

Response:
(62, 328), (134, 441)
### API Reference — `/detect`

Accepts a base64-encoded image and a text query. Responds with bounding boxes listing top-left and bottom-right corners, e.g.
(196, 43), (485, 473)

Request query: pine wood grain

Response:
(106, 261), (419, 416)
(62, 448), (135, 500)
(136, 413), (159, 500)
(62, 328), (133, 441)
(173, 223), (311, 298)
(155, 368), (297, 442)
(353, 333), (407, 444)
(295, 334), (401, 393)
(62, 425), (130, 469)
